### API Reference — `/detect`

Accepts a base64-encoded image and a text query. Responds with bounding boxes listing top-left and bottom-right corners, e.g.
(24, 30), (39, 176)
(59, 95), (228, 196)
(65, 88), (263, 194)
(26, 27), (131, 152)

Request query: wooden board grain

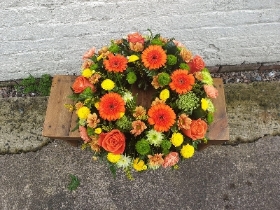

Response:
(43, 76), (229, 148)
(42, 75), (81, 144)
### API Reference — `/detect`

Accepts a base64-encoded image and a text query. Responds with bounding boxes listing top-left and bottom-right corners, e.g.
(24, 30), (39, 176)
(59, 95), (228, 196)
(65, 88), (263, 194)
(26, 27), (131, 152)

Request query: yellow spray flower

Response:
(180, 144), (195, 158)
(94, 128), (102, 134)
(101, 79), (115, 90)
(128, 55), (139, 62)
(94, 102), (100, 109)
(171, 132), (184, 147)
(77, 106), (91, 119)
(97, 54), (103, 61)
(64, 104), (74, 112)
(107, 153), (121, 163)
(201, 98), (209, 111)
(82, 68), (93, 78)
(159, 89), (170, 101)
(119, 112), (125, 118)
(133, 158), (147, 171)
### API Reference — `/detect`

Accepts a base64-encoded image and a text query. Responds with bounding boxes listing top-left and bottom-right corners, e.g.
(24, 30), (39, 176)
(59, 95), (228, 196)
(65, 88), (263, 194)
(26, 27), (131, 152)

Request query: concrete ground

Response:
(0, 81), (279, 209)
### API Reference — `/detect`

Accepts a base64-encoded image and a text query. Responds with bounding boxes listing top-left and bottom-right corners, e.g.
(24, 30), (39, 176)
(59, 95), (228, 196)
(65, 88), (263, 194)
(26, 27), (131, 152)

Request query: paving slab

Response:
(0, 136), (279, 210)
(0, 97), (50, 154)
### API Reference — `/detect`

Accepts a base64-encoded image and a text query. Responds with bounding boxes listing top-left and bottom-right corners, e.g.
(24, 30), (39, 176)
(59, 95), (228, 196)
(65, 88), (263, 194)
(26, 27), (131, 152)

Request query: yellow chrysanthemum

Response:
(82, 68), (93, 78)
(94, 128), (102, 134)
(159, 89), (170, 101)
(180, 144), (195, 158)
(128, 55), (140, 62)
(107, 153), (121, 163)
(201, 98), (209, 111)
(133, 158), (147, 171)
(171, 132), (184, 147)
(101, 79), (115, 91)
(77, 106), (91, 119)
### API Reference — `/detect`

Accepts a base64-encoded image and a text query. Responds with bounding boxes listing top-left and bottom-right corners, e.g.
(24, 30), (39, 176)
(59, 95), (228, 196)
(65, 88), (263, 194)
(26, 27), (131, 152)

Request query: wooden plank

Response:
(43, 76), (229, 148)
(43, 75), (80, 140)
(208, 78), (229, 141)
(198, 78), (229, 150)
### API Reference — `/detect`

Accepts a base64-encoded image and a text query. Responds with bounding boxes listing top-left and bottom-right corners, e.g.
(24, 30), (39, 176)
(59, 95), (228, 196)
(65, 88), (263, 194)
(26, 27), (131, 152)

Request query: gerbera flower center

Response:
(179, 79), (185, 84)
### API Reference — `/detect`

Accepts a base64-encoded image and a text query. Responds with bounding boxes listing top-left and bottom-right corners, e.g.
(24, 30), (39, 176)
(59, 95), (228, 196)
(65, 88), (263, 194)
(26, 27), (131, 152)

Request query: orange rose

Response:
(182, 119), (207, 140)
(204, 85), (218, 99)
(127, 32), (145, 44)
(189, 55), (205, 73)
(72, 76), (95, 93)
(97, 129), (126, 154)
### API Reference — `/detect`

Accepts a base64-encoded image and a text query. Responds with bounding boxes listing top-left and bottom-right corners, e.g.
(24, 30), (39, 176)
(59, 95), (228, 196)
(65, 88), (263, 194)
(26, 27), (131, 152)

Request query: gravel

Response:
(211, 69), (280, 84)
(1, 69), (280, 98)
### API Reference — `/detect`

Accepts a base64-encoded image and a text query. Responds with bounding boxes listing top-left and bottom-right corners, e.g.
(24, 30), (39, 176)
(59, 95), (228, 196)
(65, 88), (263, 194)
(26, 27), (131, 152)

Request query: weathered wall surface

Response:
(1, 0), (280, 81)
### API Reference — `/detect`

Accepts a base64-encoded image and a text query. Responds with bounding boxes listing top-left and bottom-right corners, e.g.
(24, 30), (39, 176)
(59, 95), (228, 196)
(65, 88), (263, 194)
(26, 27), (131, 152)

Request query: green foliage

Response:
(16, 74), (52, 96)
(67, 174), (80, 191)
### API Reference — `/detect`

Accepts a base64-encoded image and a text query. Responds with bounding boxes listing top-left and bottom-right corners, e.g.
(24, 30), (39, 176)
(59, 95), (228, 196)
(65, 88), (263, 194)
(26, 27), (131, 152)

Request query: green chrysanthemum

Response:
(201, 68), (213, 85)
(179, 63), (190, 70)
(122, 92), (134, 102)
(205, 98), (215, 112)
(108, 43), (120, 53)
(158, 72), (171, 86)
(207, 112), (214, 124)
(161, 139), (172, 155)
(135, 139), (151, 155)
(146, 129), (164, 147)
(167, 54), (177, 65)
(126, 71), (137, 84)
(116, 155), (132, 169)
(116, 115), (132, 131)
(151, 38), (164, 46)
(176, 91), (199, 113)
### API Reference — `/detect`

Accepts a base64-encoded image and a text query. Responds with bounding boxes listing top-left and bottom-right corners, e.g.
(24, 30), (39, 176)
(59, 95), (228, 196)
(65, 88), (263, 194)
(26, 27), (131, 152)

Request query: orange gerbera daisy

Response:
(103, 53), (128, 73)
(148, 104), (176, 132)
(169, 69), (195, 94)
(99, 93), (125, 121)
(141, 45), (167, 70)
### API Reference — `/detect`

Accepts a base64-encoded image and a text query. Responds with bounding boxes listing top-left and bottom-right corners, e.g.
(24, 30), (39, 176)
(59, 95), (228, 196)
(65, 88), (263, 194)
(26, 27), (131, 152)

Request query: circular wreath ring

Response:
(69, 31), (218, 176)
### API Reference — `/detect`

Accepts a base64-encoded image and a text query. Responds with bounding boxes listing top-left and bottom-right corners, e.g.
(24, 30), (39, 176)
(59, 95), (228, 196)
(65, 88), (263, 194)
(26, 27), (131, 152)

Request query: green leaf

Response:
(109, 164), (117, 179)
(67, 174), (80, 191)
(164, 41), (177, 54)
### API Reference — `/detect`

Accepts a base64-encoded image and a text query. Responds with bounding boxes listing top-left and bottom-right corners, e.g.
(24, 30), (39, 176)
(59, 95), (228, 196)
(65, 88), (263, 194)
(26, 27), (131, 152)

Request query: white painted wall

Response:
(1, 0), (280, 81)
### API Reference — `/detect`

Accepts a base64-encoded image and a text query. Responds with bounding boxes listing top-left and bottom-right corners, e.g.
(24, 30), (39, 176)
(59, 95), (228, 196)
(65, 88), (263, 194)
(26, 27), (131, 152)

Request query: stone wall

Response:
(1, 0), (280, 81)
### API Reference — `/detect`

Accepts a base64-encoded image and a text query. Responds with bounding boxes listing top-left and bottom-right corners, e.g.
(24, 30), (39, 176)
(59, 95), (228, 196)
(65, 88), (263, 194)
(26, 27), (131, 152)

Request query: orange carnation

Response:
(83, 47), (95, 60)
(162, 152), (179, 168)
(103, 53), (128, 73)
(127, 32), (145, 44)
(98, 129), (125, 154)
(204, 85), (218, 99)
(169, 69), (195, 94)
(72, 76), (95, 93)
(182, 119), (207, 140)
(79, 126), (91, 142)
(189, 55), (205, 73)
(148, 104), (176, 132)
(99, 93), (125, 121)
(141, 45), (167, 70)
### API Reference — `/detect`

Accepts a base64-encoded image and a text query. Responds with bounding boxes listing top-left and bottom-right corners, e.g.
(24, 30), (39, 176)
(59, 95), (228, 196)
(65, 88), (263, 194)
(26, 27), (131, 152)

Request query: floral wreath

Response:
(68, 30), (218, 178)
